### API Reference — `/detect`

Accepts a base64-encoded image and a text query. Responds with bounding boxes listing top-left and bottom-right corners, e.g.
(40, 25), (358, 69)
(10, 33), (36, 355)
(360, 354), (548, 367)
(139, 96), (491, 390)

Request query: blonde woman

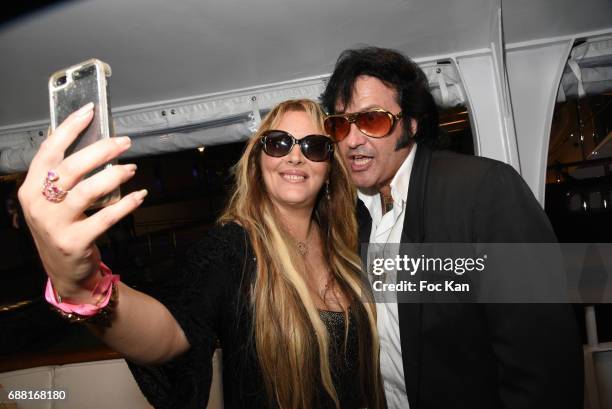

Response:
(18, 99), (384, 409)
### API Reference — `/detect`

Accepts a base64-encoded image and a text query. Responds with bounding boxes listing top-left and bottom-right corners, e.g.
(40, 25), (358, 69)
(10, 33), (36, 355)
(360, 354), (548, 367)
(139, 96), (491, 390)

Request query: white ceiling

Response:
(503, 0), (612, 44)
(0, 0), (610, 128)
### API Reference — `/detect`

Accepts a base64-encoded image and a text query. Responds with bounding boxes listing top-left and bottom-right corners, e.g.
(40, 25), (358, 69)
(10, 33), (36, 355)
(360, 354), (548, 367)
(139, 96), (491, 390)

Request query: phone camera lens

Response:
(55, 76), (67, 87)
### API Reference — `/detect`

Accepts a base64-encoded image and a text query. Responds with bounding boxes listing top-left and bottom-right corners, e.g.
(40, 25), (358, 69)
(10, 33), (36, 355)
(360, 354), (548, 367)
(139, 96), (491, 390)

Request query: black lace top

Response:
(127, 222), (363, 409)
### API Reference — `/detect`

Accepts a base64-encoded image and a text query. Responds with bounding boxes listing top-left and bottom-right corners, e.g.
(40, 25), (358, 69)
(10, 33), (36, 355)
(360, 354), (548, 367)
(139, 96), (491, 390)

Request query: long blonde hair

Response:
(219, 99), (383, 409)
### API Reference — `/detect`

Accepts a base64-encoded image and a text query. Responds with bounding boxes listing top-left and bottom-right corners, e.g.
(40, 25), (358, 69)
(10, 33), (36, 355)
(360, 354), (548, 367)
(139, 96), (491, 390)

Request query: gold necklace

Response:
(289, 224), (339, 307)
(296, 240), (308, 256)
(292, 223), (314, 257)
(320, 273), (336, 304)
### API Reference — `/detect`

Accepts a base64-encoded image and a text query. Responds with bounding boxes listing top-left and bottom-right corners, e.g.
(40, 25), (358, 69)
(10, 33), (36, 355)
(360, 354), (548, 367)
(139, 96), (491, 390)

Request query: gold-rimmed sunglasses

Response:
(324, 108), (403, 141)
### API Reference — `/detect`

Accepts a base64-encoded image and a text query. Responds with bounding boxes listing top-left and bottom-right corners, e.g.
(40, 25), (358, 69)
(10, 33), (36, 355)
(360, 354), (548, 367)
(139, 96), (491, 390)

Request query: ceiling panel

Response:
(0, 0), (494, 127)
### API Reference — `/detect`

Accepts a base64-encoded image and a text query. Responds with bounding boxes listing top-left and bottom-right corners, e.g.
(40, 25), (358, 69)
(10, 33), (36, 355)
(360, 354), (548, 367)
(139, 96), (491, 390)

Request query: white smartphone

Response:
(49, 58), (120, 208)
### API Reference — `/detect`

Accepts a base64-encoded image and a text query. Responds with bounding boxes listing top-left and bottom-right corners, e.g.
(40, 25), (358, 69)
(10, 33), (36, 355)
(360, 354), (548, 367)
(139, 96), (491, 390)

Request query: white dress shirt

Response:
(357, 144), (417, 409)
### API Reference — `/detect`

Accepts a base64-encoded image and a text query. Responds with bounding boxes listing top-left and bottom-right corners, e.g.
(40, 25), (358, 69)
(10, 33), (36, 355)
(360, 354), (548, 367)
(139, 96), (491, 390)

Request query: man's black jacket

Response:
(357, 144), (583, 409)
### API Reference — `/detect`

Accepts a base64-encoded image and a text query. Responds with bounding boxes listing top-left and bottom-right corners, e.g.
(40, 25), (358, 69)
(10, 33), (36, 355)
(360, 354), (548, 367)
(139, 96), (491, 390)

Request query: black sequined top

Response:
(127, 222), (364, 409)
(318, 309), (361, 408)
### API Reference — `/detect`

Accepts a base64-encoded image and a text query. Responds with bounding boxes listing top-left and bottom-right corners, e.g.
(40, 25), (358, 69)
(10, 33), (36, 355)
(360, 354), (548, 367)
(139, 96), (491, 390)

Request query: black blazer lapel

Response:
(401, 143), (430, 244)
(356, 198), (372, 248)
(356, 199), (373, 274)
(398, 144), (432, 409)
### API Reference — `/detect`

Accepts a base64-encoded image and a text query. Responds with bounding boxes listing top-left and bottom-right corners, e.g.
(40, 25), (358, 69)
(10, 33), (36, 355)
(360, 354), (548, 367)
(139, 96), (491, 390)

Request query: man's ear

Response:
(410, 118), (418, 138)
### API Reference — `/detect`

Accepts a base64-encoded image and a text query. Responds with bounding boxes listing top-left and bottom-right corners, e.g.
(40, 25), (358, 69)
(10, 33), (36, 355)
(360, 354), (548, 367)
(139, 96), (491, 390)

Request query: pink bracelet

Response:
(45, 261), (120, 318)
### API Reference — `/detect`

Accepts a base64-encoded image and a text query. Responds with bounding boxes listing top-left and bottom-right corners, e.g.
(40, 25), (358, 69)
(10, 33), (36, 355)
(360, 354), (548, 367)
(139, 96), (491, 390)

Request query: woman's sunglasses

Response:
(323, 108), (403, 141)
(260, 130), (334, 162)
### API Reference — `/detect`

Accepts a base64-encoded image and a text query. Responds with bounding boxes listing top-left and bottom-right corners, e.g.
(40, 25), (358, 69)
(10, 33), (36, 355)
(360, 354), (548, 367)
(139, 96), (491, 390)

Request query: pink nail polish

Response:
(136, 189), (148, 201)
(115, 136), (131, 147)
(76, 102), (94, 117)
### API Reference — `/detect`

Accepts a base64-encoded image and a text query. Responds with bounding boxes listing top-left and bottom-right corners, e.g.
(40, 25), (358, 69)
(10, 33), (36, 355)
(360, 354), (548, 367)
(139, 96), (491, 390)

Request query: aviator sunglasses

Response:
(324, 108), (403, 141)
(260, 130), (334, 162)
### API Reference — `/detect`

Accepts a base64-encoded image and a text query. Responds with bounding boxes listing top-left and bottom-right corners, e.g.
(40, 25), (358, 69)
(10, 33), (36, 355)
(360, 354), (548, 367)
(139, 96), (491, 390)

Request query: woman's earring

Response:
(325, 180), (330, 201)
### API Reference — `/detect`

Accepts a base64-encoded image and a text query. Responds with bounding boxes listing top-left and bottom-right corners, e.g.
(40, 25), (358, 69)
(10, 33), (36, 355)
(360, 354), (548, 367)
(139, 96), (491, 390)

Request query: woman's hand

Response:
(18, 103), (147, 302)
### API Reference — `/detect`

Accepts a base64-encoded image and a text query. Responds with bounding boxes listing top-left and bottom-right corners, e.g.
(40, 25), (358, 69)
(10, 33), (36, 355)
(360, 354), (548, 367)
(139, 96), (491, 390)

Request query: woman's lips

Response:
(279, 170), (308, 182)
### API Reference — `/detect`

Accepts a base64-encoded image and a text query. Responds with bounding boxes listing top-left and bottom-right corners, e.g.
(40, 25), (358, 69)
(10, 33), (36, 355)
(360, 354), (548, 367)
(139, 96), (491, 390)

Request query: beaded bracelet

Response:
(45, 261), (120, 326)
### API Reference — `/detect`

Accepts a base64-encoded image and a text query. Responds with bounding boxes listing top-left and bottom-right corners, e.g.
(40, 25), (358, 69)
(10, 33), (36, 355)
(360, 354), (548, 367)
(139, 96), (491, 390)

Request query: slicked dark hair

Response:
(321, 46), (439, 148)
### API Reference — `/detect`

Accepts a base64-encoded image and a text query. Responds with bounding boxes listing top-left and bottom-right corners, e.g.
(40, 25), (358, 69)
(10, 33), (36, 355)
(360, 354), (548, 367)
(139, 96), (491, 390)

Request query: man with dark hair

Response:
(322, 47), (582, 409)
